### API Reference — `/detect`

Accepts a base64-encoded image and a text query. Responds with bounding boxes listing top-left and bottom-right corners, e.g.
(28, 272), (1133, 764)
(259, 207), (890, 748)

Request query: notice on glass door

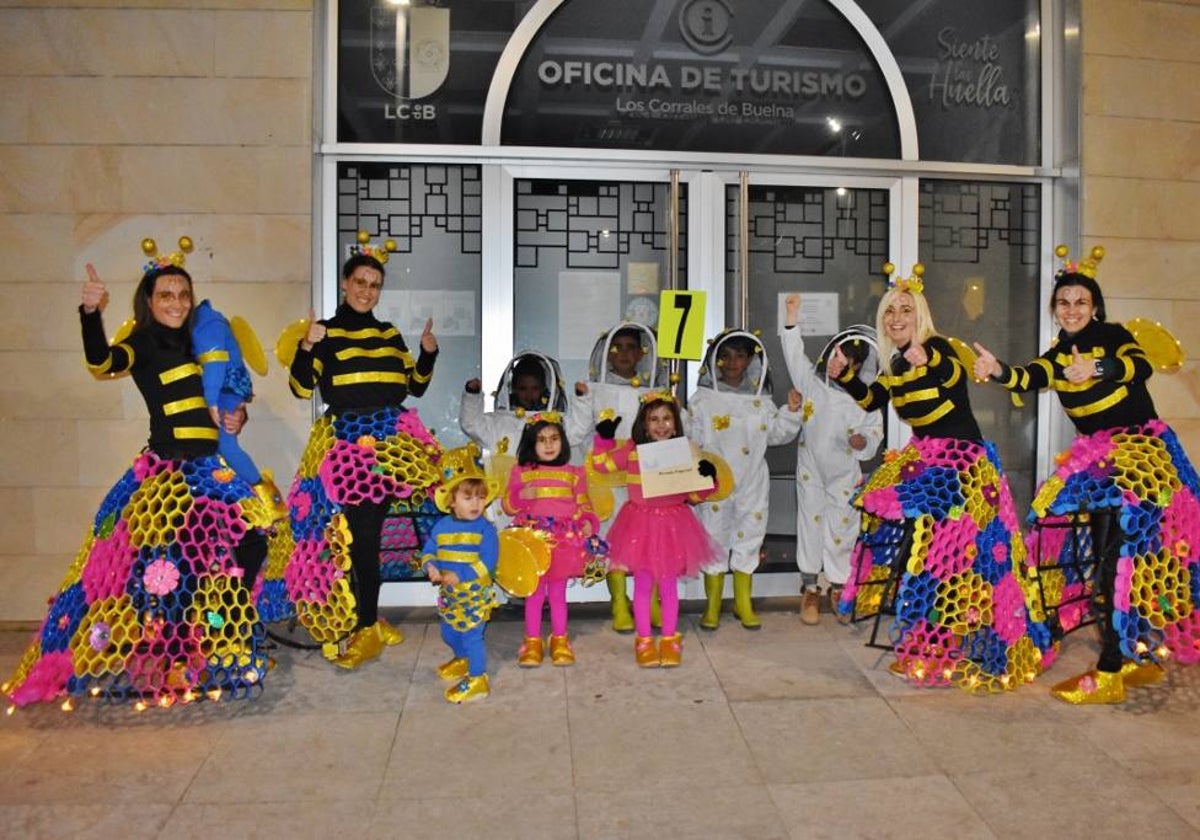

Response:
(777, 292), (839, 336)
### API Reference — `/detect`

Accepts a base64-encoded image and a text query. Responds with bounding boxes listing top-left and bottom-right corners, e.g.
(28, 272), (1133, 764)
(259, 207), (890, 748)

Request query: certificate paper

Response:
(637, 438), (713, 499)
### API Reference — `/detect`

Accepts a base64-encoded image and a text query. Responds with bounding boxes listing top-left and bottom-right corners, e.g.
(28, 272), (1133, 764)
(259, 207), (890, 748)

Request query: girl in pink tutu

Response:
(590, 392), (724, 667)
(503, 412), (604, 667)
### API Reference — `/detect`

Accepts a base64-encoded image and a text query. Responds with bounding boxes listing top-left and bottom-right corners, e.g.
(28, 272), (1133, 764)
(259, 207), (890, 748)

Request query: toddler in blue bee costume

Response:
(192, 299), (284, 516)
(421, 443), (501, 703)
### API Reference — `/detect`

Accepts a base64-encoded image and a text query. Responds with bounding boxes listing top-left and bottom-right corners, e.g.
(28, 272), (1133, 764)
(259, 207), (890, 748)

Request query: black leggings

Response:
(234, 529), (268, 590)
(1090, 511), (1125, 673)
(342, 499), (388, 629)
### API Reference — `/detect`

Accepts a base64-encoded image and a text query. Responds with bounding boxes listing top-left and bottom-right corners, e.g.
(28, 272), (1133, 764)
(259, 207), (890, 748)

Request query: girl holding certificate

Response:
(589, 392), (724, 667)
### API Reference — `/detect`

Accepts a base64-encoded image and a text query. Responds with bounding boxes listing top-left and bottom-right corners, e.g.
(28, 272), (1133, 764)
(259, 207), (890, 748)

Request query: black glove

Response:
(697, 459), (717, 479)
(595, 417), (621, 440)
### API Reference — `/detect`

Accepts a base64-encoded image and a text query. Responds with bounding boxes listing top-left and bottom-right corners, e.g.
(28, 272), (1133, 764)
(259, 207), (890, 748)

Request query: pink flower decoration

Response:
(143, 559), (180, 596)
(1078, 674), (1097, 693)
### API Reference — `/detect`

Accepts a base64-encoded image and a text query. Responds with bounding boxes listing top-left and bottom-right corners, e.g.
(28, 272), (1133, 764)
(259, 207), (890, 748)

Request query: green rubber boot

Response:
(732, 571), (761, 630)
(699, 572), (725, 631)
(607, 570), (634, 634)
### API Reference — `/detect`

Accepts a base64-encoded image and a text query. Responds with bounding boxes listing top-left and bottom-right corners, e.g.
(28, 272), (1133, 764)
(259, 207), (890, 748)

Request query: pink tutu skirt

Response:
(607, 502), (722, 579)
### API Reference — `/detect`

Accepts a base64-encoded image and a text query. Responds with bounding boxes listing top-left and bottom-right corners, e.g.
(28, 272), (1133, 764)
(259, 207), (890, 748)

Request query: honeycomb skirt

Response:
(4, 451), (273, 708)
(840, 436), (1052, 693)
(257, 406), (443, 651)
(1024, 419), (1200, 665)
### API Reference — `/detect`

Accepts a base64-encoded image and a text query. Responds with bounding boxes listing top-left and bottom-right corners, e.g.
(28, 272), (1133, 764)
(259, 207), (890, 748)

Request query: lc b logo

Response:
(371, 5), (449, 121)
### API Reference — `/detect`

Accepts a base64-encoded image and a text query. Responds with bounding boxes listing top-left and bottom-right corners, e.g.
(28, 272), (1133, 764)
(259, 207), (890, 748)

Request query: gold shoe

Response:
(518, 636), (545, 668)
(444, 674), (490, 704)
(436, 657), (469, 681)
(549, 635), (575, 666)
(376, 618), (405, 647)
(634, 636), (659, 668)
(1050, 669), (1126, 705)
(332, 626), (384, 670)
(659, 633), (682, 668)
(1120, 660), (1166, 688)
(800, 590), (821, 626)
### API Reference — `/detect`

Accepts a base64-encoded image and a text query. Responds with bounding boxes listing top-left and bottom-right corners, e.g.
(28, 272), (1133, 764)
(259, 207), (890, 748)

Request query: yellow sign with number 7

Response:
(656, 290), (707, 360)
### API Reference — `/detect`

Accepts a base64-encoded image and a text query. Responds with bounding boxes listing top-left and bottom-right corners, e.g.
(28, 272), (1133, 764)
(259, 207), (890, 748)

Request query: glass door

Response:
(727, 175), (900, 588)
(505, 169), (687, 396)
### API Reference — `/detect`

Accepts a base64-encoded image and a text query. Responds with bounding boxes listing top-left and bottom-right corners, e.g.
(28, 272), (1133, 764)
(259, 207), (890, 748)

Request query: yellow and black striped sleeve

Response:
(840, 373), (889, 413)
(1109, 335), (1154, 384)
(80, 307), (134, 377)
(288, 340), (323, 399)
(993, 354), (1054, 393)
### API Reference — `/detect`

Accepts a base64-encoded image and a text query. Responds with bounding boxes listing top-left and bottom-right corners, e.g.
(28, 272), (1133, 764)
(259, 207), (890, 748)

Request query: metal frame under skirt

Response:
(1026, 510), (1101, 642)
(844, 515), (914, 651)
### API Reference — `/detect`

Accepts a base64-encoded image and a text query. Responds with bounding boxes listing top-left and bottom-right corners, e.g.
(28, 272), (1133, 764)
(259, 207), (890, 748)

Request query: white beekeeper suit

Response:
(781, 324), (883, 595)
(688, 329), (802, 630)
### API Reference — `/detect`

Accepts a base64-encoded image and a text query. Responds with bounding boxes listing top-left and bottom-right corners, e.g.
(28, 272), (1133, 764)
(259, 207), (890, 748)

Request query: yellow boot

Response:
(732, 571), (761, 630)
(659, 633), (683, 667)
(332, 625), (384, 670)
(1050, 669), (1126, 705)
(444, 674), (490, 704)
(699, 572), (724, 631)
(436, 657), (469, 681)
(518, 636), (544, 668)
(376, 617), (405, 646)
(607, 571), (634, 634)
(634, 636), (659, 668)
(549, 635), (575, 666)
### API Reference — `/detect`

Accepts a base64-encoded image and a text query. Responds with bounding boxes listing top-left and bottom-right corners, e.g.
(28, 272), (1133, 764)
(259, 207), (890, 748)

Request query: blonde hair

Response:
(875, 288), (937, 363)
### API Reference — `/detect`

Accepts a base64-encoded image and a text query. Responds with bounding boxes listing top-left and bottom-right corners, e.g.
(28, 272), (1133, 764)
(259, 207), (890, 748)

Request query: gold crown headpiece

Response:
(524, 410), (563, 426)
(350, 230), (398, 264)
(639, 389), (676, 405)
(433, 442), (500, 513)
(1054, 244), (1105, 280)
(140, 236), (193, 276)
(884, 262), (924, 295)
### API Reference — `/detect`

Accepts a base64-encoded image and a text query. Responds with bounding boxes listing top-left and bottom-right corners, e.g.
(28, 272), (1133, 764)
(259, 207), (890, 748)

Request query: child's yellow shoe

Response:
(518, 637), (544, 668)
(436, 657), (469, 681)
(659, 633), (682, 668)
(549, 635), (575, 666)
(445, 674), (490, 704)
(634, 636), (659, 668)
(1050, 669), (1125, 705)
